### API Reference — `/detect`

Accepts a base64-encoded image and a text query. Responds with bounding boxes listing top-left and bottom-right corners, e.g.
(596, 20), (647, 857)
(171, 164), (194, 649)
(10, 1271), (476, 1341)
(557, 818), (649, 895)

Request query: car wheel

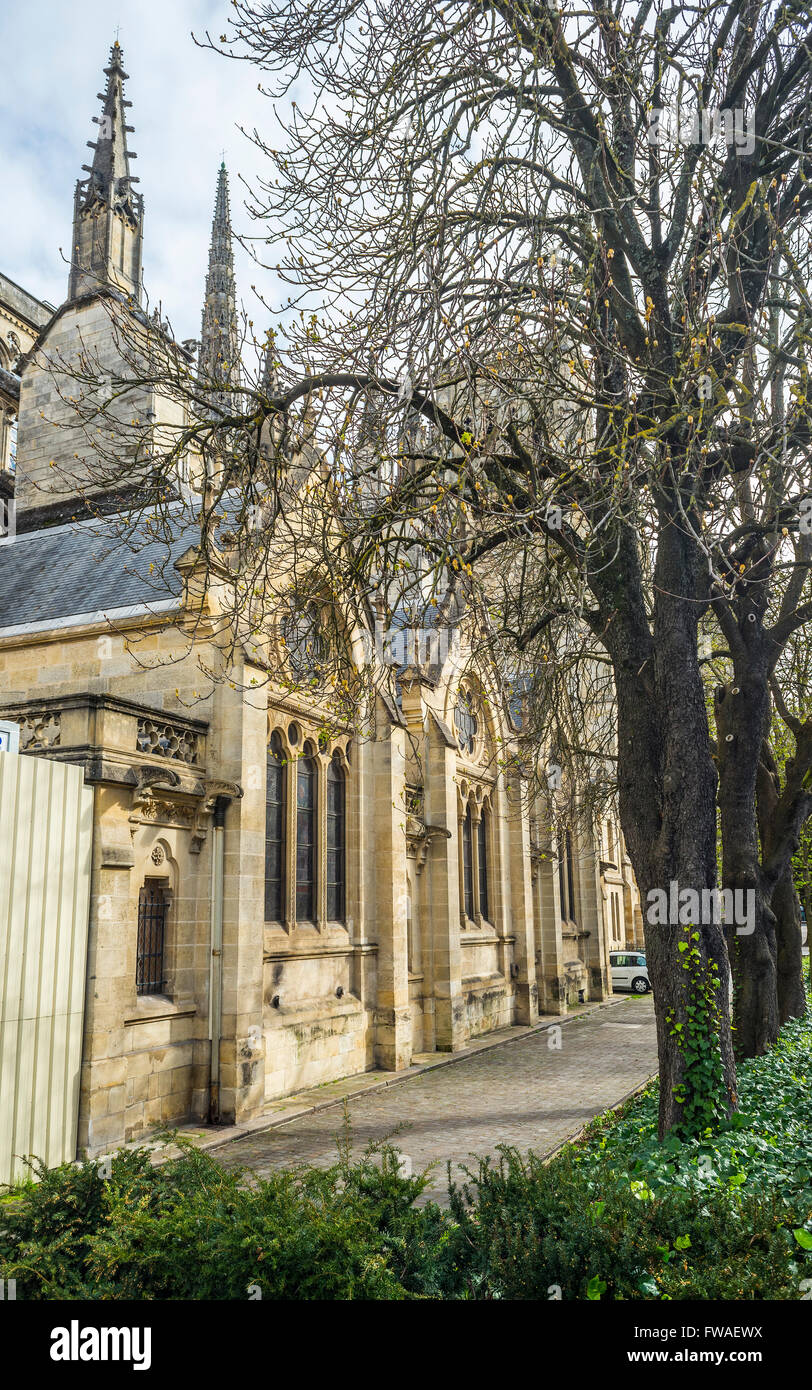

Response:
(631, 977), (649, 994)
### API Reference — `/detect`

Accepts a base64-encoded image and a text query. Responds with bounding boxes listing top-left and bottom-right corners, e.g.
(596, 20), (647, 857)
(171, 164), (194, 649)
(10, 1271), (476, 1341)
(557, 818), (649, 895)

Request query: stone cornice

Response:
(0, 690), (208, 731)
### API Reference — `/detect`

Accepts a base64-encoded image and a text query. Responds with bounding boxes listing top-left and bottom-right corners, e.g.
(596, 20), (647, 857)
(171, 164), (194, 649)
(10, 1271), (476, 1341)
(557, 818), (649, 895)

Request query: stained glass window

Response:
(296, 746), (317, 920)
(265, 732), (286, 921)
(326, 754), (345, 922)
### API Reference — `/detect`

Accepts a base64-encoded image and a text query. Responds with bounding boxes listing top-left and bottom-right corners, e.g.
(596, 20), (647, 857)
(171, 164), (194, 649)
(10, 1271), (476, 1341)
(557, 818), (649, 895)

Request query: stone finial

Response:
(68, 39), (144, 301)
(198, 163), (241, 418)
(260, 331), (280, 396)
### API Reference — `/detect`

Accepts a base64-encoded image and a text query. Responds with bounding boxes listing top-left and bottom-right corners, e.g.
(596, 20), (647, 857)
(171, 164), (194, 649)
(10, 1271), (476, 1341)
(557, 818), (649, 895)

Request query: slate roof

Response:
(0, 498), (238, 633)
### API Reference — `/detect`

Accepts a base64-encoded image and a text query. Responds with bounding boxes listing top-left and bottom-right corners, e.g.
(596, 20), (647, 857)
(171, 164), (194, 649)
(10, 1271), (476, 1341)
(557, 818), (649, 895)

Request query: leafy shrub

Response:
(0, 1147), (158, 1298)
(444, 1146), (811, 1299)
(0, 1138), (459, 1301)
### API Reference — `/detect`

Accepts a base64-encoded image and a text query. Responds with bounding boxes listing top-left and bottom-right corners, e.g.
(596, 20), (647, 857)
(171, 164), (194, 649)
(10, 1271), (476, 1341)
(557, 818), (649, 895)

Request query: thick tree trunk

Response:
(771, 863), (806, 1023)
(756, 738), (808, 1028)
(724, 901), (779, 1055)
(715, 681), (779, 1057)
(602, 513), (736, 1137)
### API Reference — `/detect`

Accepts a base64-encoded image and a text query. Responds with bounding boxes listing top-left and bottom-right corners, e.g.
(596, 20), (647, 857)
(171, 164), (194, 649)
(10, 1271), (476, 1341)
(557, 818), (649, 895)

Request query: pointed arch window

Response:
(283, 603), (327, 681)
(462, 805), (475, 919)
(326, 754), (346, 922)
(478, 811), (490, 922)
(558, 826), (577, 923)
(265, 732), (286, 922)
(296, 743), (317, 921)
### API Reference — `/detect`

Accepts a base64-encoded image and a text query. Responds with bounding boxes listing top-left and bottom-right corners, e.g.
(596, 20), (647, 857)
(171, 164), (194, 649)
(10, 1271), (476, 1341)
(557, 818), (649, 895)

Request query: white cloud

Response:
(0, 0), (285, 345)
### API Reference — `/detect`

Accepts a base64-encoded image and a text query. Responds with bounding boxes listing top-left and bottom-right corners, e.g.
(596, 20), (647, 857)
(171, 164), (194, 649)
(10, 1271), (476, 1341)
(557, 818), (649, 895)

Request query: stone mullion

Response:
(470, 799), (482, 925)
(316, 756), (327, 931)
(285, 752), (296, 931)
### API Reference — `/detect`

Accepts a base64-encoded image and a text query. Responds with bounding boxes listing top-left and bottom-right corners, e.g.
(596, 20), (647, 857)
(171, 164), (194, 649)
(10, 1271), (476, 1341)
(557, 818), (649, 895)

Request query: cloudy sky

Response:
(0, 0), (289, 345)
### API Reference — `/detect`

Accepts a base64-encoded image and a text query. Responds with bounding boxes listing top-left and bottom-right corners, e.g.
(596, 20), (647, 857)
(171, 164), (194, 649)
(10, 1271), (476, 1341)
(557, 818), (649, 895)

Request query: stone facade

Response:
(0, 41), (643, 1159)
(0, 271), (52, 501)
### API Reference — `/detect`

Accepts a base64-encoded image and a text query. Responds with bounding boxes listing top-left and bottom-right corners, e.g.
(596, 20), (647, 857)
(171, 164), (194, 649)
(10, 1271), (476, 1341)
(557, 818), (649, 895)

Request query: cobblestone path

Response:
(215, 994), (657, 1203)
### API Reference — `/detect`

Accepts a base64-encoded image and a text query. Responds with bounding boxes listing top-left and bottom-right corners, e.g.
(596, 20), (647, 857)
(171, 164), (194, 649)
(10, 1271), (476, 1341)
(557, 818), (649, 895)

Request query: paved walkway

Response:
(214, 993), (657, 1203)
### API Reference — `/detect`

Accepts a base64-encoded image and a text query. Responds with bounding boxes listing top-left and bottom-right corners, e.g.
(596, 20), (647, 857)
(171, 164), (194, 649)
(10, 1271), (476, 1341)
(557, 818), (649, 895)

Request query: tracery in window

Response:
(265, 732), (286, 922)
(296, 743), (318, 921)
(282, 603), (327, 680)
(462, 805), (474, 918)
(326, 753), (345, 922)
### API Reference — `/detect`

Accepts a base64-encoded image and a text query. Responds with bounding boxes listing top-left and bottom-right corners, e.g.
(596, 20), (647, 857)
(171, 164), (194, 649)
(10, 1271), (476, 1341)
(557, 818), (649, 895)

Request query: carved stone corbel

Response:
(128, 765), (183, 823)
(190, 779), (244, 854)
(404, 816), (451, 875)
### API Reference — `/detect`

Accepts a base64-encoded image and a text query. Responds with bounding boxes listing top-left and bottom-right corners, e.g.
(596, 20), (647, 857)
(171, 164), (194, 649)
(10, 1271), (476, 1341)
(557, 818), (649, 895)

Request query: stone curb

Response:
(148, 992), (652, 1165)
(536, 1068), (660, 1167)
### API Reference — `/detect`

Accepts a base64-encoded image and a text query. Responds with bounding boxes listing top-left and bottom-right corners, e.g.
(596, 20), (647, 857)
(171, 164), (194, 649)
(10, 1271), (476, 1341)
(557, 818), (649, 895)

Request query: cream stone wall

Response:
(0, 275), (50, 364)
(0, 595), (640, 1158)
(1, 616), (217, 1151)
(0, 274), (51, 488)
(15, 297), (190, 524)
(0, 36), (647, 1165)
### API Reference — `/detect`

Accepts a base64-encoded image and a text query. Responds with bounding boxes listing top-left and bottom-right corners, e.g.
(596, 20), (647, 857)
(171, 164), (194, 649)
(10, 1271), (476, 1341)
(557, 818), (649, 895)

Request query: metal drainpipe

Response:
(208, 796), (228, 1123)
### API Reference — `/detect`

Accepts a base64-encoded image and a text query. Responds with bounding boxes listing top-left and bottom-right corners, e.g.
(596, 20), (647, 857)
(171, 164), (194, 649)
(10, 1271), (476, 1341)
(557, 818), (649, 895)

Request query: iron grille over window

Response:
(265, 732), (286, 922)
(136, 881), (168, 995)
(478, 812), (489, 921)
(462, 806), (474, 919)
(326, 754), (345, 922)
(296, 746), (317, 920)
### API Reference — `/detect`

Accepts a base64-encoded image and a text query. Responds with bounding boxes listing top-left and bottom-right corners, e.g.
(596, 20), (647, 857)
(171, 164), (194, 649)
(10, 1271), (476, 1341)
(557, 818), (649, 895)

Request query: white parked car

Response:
(609, 950), (651, 994)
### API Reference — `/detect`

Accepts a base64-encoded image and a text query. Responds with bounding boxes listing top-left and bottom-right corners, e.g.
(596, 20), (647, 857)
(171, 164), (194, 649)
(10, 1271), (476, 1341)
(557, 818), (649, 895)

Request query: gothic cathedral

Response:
(0, 43), (642, 1155)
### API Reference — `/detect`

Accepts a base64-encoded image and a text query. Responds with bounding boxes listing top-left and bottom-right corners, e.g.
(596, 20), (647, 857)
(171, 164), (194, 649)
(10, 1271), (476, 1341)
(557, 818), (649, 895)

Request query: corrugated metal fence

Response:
(0, 752), (92, 1185)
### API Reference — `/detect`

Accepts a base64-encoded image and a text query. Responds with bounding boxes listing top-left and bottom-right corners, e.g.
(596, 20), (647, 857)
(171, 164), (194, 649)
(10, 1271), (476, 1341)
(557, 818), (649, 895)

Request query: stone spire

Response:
(198, 163), (241, 414)
(260, 331), (280, 396)
(68, 40), (144, 302)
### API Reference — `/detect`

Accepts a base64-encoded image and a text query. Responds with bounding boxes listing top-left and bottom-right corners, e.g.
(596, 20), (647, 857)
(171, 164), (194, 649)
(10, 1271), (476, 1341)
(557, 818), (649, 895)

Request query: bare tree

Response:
(210, 0), (812, 1126)
(33, 0), (812, 1135)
